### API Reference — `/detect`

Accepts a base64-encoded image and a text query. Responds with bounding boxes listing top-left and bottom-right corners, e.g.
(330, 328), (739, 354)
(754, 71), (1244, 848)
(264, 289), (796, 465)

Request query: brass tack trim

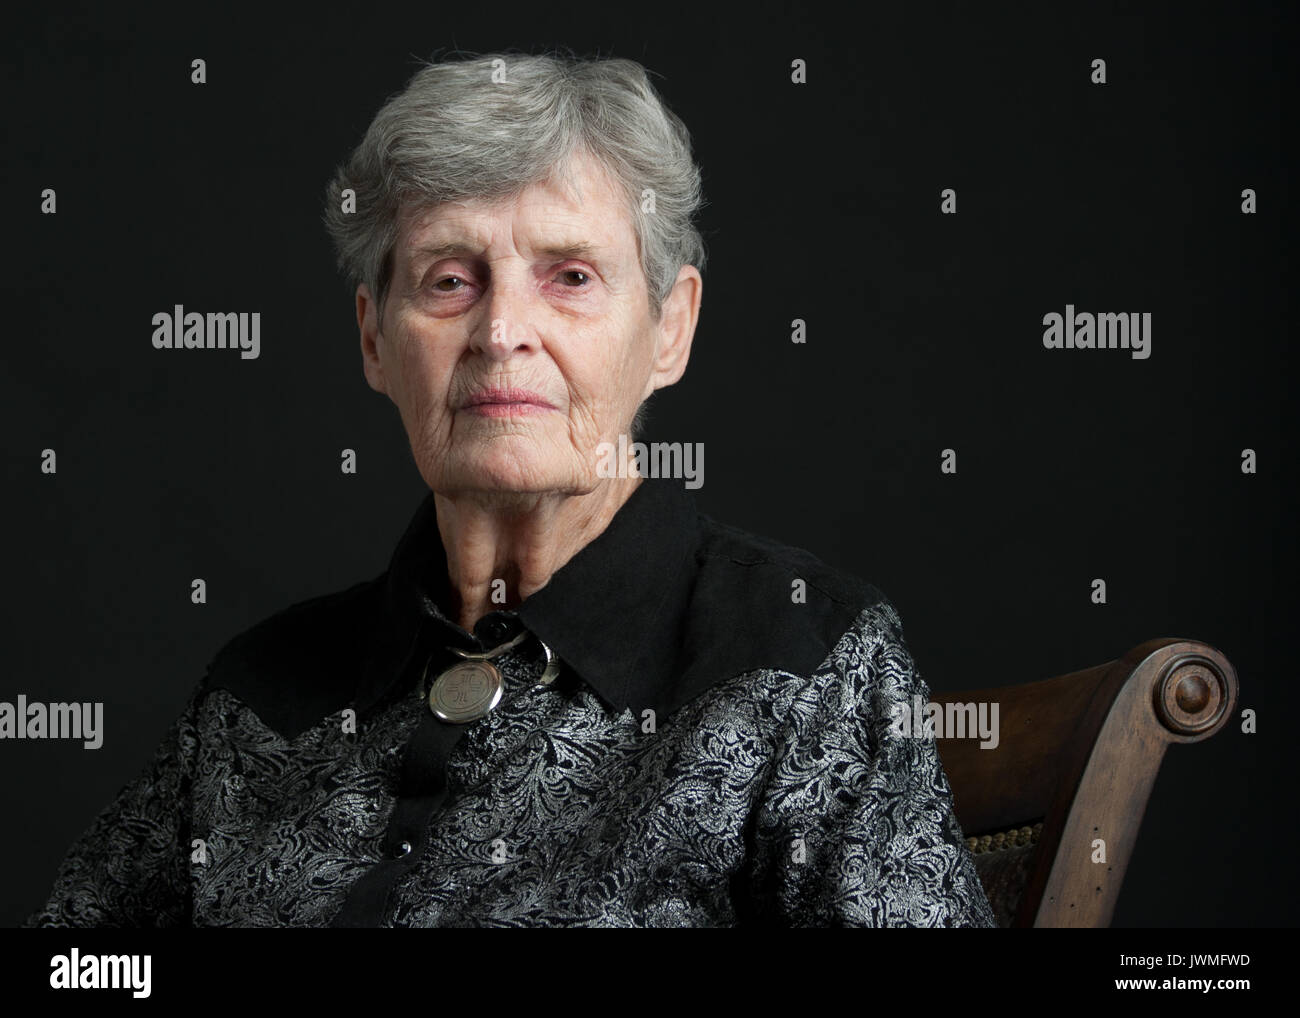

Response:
(966, 822), (1044, 855)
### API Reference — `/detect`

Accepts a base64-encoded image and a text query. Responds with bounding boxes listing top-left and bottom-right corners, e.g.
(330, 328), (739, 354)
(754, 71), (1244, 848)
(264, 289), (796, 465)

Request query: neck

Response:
(433, 474), (644, 631)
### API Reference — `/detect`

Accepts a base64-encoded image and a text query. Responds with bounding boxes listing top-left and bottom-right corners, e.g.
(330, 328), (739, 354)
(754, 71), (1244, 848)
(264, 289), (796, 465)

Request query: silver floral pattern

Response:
(24, 599), (996, 927)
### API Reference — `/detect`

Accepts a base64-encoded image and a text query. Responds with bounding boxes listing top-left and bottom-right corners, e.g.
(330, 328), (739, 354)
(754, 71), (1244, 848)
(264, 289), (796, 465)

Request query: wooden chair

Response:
(931, 638), (1238, 927)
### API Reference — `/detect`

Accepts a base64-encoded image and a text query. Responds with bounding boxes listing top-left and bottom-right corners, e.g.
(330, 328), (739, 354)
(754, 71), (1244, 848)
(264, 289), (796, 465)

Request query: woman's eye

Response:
(560, 269), (589, 287)
(433, 277), (464, 292)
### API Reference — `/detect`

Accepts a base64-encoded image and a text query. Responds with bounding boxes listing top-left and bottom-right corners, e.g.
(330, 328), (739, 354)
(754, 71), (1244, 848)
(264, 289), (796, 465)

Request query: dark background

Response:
(2, 1), (1293, 927)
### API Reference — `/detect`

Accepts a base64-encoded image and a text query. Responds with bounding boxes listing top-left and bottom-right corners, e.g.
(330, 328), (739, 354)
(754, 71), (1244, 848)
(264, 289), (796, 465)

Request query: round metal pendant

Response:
(427, 659), (504, 723)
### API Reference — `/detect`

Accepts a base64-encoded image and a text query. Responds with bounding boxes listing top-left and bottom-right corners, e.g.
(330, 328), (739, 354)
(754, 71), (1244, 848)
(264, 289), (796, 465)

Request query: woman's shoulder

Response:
(694, 510), (887, 613)
(198, 575), (388, 739)
(668, 510), (907, 714)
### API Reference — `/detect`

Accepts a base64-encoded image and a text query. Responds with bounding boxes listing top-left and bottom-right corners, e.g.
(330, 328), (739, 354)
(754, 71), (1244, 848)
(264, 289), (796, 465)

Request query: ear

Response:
(357, 283), (387, 395)
(644, 265), (702, 399)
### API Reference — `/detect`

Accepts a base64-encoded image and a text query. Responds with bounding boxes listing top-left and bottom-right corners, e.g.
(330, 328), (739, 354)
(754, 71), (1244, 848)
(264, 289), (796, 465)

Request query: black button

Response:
(479, 616), (512, 644)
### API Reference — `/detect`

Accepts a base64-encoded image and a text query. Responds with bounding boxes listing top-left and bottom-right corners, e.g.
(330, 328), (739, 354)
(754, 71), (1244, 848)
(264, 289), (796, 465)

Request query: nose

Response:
(473, 272), (540, 363)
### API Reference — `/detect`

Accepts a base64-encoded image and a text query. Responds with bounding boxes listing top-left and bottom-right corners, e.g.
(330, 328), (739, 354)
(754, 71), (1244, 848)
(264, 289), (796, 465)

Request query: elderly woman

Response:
(25, 52), (995, 928)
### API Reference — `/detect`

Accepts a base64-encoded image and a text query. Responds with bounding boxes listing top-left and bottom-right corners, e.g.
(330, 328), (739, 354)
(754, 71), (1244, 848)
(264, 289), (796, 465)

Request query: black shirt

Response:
(23, 478), (997, 927)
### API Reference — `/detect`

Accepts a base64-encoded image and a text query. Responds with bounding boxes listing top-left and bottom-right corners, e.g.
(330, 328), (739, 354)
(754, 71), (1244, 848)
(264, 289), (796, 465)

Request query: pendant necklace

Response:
(425, 629), (562, 723)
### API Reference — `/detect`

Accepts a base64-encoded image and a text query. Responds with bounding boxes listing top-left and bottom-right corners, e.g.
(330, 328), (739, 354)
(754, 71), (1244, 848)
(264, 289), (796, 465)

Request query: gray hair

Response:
(322, 51), (707, 326)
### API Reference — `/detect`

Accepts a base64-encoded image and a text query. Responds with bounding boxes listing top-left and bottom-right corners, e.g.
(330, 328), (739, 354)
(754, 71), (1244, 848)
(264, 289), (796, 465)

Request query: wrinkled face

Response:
(360, 151), (670, 500)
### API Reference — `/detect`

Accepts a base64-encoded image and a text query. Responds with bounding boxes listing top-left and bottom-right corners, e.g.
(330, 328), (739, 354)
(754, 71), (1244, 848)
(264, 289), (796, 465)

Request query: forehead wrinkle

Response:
(399, 174), (633, 282)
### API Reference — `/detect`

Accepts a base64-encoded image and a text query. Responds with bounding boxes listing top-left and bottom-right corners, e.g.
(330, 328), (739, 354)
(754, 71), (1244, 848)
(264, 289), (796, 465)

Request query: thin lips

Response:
(463, 387), (556, 409)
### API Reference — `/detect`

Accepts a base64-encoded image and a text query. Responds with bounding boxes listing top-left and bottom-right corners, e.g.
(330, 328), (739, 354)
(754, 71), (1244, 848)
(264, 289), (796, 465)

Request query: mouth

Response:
(460, 387), (558, 417)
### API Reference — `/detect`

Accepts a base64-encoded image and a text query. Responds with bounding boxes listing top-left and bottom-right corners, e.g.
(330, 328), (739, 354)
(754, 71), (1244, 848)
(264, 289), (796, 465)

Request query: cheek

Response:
(559, 320), (654, 419)
(397, 330), (449, 395)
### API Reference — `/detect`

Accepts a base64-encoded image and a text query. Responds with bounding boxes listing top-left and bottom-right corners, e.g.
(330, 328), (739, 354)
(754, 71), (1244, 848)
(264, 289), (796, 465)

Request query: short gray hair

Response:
(323, 50), (707, 324)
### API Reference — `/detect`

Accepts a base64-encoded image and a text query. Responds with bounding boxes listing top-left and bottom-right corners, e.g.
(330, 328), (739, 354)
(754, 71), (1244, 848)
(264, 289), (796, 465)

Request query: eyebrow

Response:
(409, 241), (602, 265)
(410, 242), (479, 264)
(535, 242), (600, 261)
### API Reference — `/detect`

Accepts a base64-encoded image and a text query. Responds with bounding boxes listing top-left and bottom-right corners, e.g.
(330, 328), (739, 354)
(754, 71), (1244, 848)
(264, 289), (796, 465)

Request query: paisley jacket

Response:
(23, 478), (996, 927)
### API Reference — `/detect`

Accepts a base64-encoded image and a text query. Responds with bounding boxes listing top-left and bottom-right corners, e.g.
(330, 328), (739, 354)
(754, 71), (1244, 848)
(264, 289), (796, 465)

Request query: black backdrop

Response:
(3, 1), (1294, 928)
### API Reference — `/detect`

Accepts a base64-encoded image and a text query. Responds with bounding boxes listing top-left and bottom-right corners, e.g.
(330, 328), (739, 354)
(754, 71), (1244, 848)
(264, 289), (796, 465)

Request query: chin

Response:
(426, 451), (577, 499)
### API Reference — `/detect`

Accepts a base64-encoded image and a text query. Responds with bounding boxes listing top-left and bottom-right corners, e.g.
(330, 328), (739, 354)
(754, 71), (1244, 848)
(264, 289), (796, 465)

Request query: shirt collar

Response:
(355, 478), (700, 720)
